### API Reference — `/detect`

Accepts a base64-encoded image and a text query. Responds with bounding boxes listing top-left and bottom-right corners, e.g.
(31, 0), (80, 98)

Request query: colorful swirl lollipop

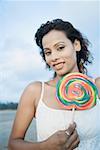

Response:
(56, 72), (98, 110)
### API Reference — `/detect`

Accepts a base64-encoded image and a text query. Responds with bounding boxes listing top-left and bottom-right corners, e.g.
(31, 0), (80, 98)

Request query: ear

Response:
(73, 39), (81, 51)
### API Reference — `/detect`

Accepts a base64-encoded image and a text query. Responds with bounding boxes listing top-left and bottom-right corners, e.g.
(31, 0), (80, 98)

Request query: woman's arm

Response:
(95, 77), (100, 99)
(8, 82), (46, 150)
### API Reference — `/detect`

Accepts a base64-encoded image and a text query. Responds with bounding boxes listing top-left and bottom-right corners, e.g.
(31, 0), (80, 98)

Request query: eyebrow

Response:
(44, 42), (65, 50)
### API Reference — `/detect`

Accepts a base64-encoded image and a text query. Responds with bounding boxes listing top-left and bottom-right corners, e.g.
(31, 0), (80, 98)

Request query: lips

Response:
(53, 62), (65, 70)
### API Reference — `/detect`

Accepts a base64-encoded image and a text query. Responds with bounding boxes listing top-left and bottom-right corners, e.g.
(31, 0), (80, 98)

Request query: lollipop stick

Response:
(71, 106), (75, 123)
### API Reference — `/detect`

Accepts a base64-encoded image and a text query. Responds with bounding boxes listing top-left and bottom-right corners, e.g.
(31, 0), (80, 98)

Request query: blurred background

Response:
(0, 0), (100, 149)
(0, 0), (100, 103)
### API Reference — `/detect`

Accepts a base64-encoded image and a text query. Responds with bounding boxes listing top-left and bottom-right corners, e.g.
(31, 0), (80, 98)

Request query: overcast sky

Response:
(0, 0), (100, 102)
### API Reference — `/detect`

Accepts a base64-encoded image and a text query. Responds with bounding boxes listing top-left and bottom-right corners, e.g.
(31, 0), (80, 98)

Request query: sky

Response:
(0, 0), (100, 102)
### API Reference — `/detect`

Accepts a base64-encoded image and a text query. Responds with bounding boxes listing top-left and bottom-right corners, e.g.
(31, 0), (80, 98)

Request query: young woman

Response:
(8, 19), (100, 150)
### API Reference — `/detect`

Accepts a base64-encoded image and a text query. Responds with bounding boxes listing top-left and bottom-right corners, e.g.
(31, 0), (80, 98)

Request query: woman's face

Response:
(42, 30), (81, 77)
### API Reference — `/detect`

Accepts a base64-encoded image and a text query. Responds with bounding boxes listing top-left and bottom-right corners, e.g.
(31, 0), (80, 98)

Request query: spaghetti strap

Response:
(35, 81), (44, 118)
(39, 82), (44, 103)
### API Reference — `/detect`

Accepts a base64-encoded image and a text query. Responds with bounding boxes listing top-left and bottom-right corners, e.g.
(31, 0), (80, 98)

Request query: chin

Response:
(57, 71), (69, 77)
(56, 68), (75, 77)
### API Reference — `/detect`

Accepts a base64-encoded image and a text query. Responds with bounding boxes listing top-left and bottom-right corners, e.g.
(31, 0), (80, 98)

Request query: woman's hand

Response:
(95, 77), (100, 99)
(43, 122), (80, 150)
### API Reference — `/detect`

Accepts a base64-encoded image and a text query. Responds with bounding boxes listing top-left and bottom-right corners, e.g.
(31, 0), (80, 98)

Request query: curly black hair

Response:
(35, 19), (93, 76)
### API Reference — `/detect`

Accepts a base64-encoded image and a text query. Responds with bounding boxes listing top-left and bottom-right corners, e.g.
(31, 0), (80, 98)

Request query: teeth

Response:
(53, 62), (64, 66)
(53, 62), (65, 70)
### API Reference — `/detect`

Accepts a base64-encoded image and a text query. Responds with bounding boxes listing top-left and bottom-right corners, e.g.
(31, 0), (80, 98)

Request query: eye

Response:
(44, 51), (51, 56)
(57, 46), (65, 51)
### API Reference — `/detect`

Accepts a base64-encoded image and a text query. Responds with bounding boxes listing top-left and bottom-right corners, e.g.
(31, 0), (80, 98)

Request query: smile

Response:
(53, 62), (65, 70)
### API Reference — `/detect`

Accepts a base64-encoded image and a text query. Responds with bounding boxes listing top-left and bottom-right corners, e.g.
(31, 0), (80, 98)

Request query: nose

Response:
(51, 51), (59, 61)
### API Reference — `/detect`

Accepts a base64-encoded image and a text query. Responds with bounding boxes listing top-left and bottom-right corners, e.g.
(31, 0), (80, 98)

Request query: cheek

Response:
(64, 53), (77, 67)
(45, 56), (51, 65)
(72, 53), (77, 63)
(72, 52), (77, 61)
(63, 46), (75, 57)
(64, 49), (76, 60)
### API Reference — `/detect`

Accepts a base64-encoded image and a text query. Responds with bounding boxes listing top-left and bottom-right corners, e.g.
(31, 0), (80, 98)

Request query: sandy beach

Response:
(0, 110), (37, 150)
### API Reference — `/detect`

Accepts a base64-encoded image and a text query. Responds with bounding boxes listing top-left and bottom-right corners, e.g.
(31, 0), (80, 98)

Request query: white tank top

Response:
(36, 82), (100, 150)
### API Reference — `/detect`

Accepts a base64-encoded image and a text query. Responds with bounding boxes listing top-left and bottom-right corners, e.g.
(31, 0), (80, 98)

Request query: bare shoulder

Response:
(24, 81), (42, 96)
(95, 77), (100, 86)
(20, 81), (42, 107)
(95, 77), (100, 99)
(15, 81), (42, 125)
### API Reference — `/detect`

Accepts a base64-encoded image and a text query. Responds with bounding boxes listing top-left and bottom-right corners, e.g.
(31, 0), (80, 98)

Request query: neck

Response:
(56, 64), (80, 79)
(51, 66), (80, 86)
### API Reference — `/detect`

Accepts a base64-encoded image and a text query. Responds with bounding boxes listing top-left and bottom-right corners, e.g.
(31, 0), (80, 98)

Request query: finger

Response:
(64, 130), (70, 141)
(65, 122), (76, 135)
(65, 130), (70, 136)
(65, 130), (79, 149)
(68, 137), (80, 150)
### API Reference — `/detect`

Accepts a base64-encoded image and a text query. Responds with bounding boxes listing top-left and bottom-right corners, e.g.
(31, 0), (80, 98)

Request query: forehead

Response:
(42, 30), (68, 48)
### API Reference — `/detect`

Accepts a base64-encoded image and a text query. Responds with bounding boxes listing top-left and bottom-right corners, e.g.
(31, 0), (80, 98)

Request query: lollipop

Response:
(56, 72), (98, 110)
